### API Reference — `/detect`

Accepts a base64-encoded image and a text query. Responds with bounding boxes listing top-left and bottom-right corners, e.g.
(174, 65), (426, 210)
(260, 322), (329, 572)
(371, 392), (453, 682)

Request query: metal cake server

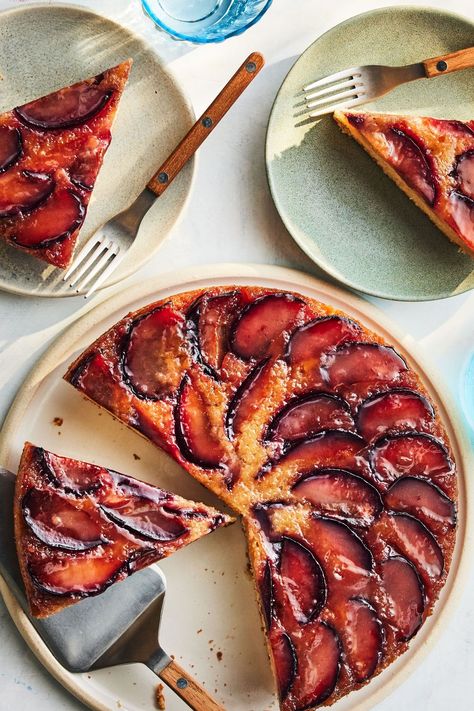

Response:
(0, 468), (225, 711)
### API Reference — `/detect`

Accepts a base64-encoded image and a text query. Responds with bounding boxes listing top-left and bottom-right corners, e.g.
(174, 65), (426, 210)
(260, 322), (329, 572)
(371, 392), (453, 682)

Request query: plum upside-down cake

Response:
(334, 110), (474, 256)
(15, 442), (232, 618)
(0, 61), (131, 268)
(64, 286), (458, 709)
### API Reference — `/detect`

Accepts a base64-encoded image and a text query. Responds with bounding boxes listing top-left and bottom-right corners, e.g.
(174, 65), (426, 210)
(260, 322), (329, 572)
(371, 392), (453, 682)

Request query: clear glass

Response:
(141, 0), (273, 43)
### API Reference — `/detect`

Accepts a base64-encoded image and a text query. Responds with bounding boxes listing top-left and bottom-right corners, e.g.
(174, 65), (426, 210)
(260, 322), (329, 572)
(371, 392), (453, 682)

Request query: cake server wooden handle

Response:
(147, 51), (264, 196)
(158, 658), (226, 711)
(423, 46), (474, 77)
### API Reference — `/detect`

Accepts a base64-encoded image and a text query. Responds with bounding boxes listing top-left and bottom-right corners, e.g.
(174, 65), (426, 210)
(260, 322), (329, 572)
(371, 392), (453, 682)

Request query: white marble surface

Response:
(0, 0), (473, 709)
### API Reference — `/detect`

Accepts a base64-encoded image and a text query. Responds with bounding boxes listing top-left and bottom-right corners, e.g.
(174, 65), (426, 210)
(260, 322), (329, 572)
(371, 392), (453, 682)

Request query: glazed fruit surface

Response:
(339, 112), (474, 251)
(0, 61), (131, 267)
(15, 442), (231, 618)
(65, 286), (457, 708)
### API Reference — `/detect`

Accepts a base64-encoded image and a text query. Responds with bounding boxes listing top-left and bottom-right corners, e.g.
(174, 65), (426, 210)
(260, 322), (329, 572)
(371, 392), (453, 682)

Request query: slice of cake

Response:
(334, 110), (474, 255)
(0, 61), (131, 268)
(64, 286), (458, 708)
(15, 442), (232, 618)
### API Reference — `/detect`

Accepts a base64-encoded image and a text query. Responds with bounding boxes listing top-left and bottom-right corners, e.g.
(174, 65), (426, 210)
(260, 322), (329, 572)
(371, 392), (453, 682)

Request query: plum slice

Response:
(273, 430), (365, 478)
(175, 375), (227, 470)
(269, 625), (298, 700)
(289, 622), (341, 709)
(101, 500), (188, 542)
(0, 170), (54, 218)
(453, 149), (474, 200)
(385, 476), (456, 529)
(381, 556), (424, 640)
(12, 189), (85, 248)
(226, 359), (270, 439)
(286, 316), (361, 365)
(449, 191), (474, 243)
(29, 553), (125, 597)
(369, 433), (453, 486)
(382, 126), (436, 205)
(267, 393), (355, 442)
(321, 343), (407, 389)
(356, 389), (434, 441)
(275, 537), (326, 624)
(0, 126), (22, 173)
(22, 488), (106, 551)
(121, 305), (187, 400)
(341, 598), (383, 682)
(187, 291), (242, 377)
(305, 516), (373, 594)
(259, 559), (274, 629)
(292, 469), (382, 526)
(230, 293), (309, 360)
(69, 150), (104, 192)
(385, 513), (444, 582)
(39, 449), (104, 495)
(15, 81), (112, 130)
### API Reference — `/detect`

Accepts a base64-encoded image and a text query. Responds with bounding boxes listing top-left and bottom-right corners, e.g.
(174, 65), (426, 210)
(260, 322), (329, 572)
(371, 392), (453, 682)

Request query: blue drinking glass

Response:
(141, 0), (273, 43)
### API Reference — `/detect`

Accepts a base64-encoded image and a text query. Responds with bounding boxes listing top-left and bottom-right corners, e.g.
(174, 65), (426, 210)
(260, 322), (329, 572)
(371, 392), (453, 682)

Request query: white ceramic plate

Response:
(0, 264), (471, 711)
(0, 3), (195, 298)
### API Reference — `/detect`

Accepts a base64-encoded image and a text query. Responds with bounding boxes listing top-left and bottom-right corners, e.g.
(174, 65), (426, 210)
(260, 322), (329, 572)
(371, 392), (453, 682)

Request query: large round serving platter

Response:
(266, 6), (474, 301)
(0, 3), (195, 297)
(0, 264), (471, 711)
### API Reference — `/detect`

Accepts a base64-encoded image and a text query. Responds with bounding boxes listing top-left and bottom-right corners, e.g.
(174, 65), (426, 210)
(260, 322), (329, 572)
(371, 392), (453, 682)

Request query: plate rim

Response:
(0, 1), (197, 299)
(265, 4), (474, 302)
(0, 262), (472, 711)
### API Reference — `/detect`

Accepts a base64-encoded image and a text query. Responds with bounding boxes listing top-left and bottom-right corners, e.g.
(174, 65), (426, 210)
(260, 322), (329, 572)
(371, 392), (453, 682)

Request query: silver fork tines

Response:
(63, 233), (121, 298)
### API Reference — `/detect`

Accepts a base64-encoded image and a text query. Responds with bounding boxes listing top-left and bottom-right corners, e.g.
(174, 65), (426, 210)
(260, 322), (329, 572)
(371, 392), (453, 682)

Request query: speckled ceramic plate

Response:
(0, 264), (472, 711)
(0, 3), (195, 298)
(266, 6), (474, 301)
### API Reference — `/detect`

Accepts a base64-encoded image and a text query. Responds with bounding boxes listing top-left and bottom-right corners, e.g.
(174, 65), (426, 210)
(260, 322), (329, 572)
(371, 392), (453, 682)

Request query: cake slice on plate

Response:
(0, 61), (131, 268)
(15, 442), (233, 618)
(333, 110), (474, 255)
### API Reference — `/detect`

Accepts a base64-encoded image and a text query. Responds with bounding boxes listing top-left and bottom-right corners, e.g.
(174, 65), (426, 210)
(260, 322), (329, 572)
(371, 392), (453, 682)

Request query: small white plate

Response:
(0, 3), (195, 297)
(0, 264), (471, 711)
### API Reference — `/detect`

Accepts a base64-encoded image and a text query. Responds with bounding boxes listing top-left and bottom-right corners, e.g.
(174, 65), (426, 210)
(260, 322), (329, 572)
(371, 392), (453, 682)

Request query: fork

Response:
(62, 51), (264, 297)
(294, 46), (474, 125)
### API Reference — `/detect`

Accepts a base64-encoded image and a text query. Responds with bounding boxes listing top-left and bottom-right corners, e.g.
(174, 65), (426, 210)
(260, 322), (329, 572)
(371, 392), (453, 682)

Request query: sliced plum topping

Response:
(0, 170), (54, 218)
(453, 149), (474, 200)
(175, 375), (226, 470)
(385, 513), (444, 582)
(259, 559), (274, 629)
(369, 433), (453, 486)
(226, 359), (270, 439)
(292, 469), (382, 526)
(69, 150), (103, 192)
(39, 449), (104, 495)
(286, 316), (361, 366)
(341, 599), (383, 682)
(122, 305), (187, 400)
(381, 556), (424, 640)
(356, 389), (434, 441)
(267, 393), (355, 442)
(290, 622), (340, 709)
(15, 81), (112, 130)
(0, 126), (22, 173)
(275, 430), (365, 478)
(101, 500), (188, 542)
(106, 470), (170, 505)
(187, 291), (242, 377)
(29, 553), (125, 596)
(13, 189), (85, 248)
(230, 293), (309, 360)
(275, 537), (326, 624)
(382, 126), (436, 205)
(321, 343), (407, 389)
(22, 489), (106, 551)
(269, 625), (297, 700)
(449, 191), (474, 243)
(306, 516), (373, 593)
(385, 476), (456, 529)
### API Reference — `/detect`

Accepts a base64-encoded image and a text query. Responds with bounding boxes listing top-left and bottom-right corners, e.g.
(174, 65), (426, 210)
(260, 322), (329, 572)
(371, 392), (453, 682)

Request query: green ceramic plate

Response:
(266, 6), (474, 301)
